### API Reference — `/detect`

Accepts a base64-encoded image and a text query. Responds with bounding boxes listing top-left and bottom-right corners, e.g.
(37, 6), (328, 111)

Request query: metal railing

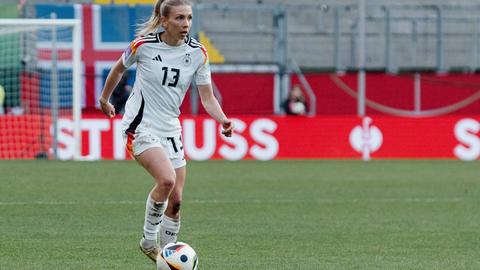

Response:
(190, 2), (480, 115)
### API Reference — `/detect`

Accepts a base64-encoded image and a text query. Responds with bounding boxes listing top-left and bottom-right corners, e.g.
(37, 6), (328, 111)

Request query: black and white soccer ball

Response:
(157, 242), (198, 270)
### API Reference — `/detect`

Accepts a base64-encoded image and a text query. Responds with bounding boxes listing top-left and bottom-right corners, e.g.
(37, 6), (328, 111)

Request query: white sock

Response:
(143, 195), (167, 242)
(159, 215), (181, 248)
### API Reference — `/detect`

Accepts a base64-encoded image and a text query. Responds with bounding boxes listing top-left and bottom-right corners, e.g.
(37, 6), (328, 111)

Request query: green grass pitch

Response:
(1, 160), (479, 269)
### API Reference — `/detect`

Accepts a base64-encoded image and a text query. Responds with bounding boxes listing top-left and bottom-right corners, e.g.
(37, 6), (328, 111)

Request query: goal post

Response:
(0, 18), (82, 160)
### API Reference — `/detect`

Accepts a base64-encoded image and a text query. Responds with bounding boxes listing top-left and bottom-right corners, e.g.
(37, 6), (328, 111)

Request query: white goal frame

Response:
(0, 18), (82, 160)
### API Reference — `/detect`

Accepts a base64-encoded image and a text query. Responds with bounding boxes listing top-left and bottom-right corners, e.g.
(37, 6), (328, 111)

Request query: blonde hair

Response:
(136, 0), (192, 36)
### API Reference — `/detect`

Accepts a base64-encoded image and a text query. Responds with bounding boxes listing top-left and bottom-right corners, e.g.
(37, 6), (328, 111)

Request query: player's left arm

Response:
(198, 84), (233, 137)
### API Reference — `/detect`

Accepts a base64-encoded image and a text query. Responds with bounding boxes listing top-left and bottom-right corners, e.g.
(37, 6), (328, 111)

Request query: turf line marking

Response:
(0, 201), (144, 206)
(0, 197), (466, 206)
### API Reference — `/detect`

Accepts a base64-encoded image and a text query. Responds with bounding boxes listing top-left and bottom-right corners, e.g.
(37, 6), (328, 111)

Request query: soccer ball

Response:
(157, 242), (198, 270)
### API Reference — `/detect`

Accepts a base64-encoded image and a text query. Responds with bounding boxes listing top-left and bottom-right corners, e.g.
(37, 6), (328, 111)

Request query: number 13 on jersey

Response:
(161, 67), (180, 87)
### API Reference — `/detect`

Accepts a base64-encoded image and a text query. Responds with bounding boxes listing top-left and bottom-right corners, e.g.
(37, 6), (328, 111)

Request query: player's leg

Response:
(159, 165), (186, 248)
(136, 147), (176, 262)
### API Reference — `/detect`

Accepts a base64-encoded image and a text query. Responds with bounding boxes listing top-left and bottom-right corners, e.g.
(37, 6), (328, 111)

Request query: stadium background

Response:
(0, 0), (479, 160)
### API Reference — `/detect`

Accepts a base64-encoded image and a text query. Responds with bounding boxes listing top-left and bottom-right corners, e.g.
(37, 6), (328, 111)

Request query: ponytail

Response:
(136, 0), (192, 37)
(136, 0), (164, 36)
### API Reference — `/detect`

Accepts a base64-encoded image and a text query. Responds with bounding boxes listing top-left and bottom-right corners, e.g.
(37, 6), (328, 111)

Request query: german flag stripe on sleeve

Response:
(200, 46), (208, 64)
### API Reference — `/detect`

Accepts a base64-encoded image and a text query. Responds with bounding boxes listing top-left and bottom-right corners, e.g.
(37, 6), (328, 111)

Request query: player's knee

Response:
(157, 174), (176, 191)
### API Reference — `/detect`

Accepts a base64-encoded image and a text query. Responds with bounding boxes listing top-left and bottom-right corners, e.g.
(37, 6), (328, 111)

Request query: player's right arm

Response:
(99, 58), (126, 118)
(99, 37), (140, 118)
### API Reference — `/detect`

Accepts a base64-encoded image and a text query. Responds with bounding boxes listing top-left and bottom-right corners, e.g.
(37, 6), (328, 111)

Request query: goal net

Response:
(0, 19), (81, 160)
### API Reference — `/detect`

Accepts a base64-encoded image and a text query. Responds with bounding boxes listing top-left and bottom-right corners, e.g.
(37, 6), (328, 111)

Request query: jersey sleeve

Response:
(122, 40), (139, 68)
(194, 46), (212, 85)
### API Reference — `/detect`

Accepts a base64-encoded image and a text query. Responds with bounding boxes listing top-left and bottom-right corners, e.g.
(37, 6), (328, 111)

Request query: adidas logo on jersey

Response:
(152, 54), (162, 61)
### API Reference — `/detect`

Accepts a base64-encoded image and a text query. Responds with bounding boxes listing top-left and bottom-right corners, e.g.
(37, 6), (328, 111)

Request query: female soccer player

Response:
(98, 0), (233, 263)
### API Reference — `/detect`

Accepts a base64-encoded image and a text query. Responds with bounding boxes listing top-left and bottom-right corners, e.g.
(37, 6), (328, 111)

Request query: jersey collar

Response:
(156, 32), (190, 45)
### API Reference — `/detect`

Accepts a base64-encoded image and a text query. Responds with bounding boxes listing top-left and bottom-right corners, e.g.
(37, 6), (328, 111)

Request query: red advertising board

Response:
(2, 114), (479, 160)
(47, 114), (479, 161)
(179, 73), (480, 116)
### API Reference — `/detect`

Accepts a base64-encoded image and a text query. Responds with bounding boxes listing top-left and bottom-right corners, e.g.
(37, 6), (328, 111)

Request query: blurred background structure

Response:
(6, 0), (480, 70)
(3, 0), (480, 112)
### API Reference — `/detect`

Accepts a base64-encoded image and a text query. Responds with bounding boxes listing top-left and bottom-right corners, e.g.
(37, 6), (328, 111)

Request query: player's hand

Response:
(221, 119), (234, 137)
(99, 97), (116, 118)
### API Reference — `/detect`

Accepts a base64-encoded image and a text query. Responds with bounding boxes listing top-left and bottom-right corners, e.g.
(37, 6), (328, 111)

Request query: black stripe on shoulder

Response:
(132, 36), (159, 49)
(145, 34), (160, 43)
(190, 37), (201, 45)
(187, 39), (201, 49)
(183, 35), (202, 48)
(125, 92), (145, 135)
(143, 37), (160, 44)
(137, 33), (158, 40)
(190, 41), (201, 47)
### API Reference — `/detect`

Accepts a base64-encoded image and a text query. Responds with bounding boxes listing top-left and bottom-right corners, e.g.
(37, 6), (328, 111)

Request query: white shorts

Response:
(124, 131), (186, 169)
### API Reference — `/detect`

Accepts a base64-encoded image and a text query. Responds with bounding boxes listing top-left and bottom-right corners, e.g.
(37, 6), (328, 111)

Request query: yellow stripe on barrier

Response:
(93, 0), (112, 4)
(198, 31), (225, 64)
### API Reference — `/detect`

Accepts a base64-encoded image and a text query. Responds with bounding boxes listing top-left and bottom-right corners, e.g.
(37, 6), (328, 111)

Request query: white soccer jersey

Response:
(120, 33), (211, 137)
